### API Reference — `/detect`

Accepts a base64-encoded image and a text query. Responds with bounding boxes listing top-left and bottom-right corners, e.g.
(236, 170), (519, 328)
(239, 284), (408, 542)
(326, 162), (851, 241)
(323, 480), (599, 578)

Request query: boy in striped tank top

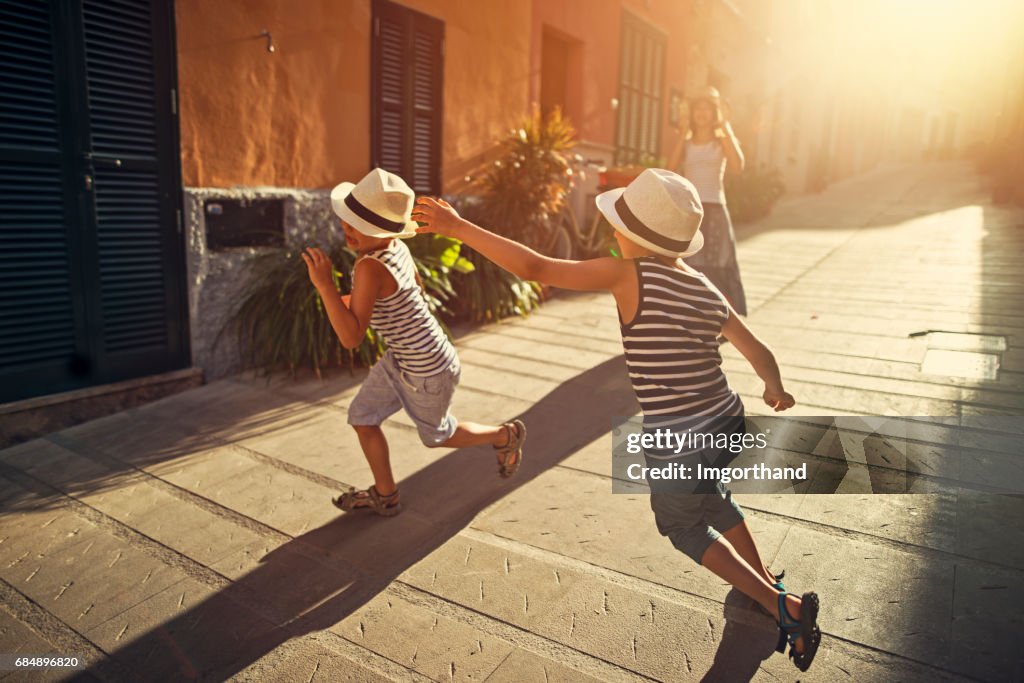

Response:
(303, 169), (526, 517)
(413, 169), (821, 672)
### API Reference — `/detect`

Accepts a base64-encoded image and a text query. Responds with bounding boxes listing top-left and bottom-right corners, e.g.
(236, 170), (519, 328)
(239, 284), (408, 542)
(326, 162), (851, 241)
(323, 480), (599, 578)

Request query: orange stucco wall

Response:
(175, 0), (371, 189)
(176, 1), (688, 189)
(530, 0), (619, 145)
(175, 0), (530, 190)
(395, 0), (532, 188)
(530, 0), (691, 160)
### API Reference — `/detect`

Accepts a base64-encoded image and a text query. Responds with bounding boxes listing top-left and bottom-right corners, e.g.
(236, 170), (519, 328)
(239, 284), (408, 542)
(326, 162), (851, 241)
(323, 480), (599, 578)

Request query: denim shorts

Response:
(649, 482), (745, 564)
(347, 351), (460, 446)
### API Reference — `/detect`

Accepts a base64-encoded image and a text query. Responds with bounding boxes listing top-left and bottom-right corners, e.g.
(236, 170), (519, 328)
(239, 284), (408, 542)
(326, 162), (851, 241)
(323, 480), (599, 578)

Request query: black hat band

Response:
(344, 192), (407, 233)
(614, 195), (694, 252)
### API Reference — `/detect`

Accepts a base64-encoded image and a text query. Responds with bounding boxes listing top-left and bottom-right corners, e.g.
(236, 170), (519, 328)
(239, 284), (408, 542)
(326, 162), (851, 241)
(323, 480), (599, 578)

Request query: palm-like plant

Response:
(451, 107), (584, 320)
(467, 106), (580, 249)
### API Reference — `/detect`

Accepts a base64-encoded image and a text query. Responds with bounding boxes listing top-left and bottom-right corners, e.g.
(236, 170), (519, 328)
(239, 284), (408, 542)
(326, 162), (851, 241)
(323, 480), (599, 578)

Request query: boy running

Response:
(413, 169), (821, 671)
(303, 168), (525, 516)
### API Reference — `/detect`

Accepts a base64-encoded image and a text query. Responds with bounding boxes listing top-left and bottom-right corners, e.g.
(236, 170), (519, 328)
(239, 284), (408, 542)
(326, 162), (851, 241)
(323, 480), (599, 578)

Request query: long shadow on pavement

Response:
(79, 356), (640, 681)
(701, 589), (777, 683)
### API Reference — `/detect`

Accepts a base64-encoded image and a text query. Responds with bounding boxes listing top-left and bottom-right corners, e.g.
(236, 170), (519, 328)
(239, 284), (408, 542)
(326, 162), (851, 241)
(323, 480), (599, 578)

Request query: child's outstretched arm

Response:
(721, 308), (795, 412)
(413, 197), (629, 293)
(302, 247), (384, 349)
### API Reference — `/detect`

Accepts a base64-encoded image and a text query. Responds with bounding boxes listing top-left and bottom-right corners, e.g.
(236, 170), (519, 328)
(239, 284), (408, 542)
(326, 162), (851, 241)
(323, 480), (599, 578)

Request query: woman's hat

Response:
(595, 168), (704, 258)
(331, 168), (418, 239)
(689, 85), (721, 104)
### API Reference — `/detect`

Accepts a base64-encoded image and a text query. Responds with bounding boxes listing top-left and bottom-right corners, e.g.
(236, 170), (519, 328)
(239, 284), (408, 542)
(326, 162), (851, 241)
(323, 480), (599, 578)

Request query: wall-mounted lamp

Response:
(259, 29), (275, 53)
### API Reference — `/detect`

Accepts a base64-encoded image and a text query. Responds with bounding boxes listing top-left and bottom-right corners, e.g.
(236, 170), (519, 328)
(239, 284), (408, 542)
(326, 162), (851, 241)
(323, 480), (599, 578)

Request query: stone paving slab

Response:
(724, 345), (1024, 395)
(0, 607), (68, 683)
(950, 562), (1024, 681)
(83, 575), (282, 681)
(78, 481), (265, 573)
(459, 331), (617, 371)
(0, 509), (186, 636)
(156, 447), (339, 538)
(230, 369), (372, 407)
(397, 529), (969, 682)
(772, 524), (954, 665)
(483, 648), (608, 683)
(485, 323), (625, 358)
(749, 309), (1024, 344)
(727, 371), (960, 415)
(234, 406), (432, 488)
(230, 633), (417, 683)
(727, 356), (1024, 412)
(330, 589), (518, 682)
(762, 293), (1024, 331)
(398, 533), (721, 681)
(456, 346), (594, 384)
(470, 465), (789, 607)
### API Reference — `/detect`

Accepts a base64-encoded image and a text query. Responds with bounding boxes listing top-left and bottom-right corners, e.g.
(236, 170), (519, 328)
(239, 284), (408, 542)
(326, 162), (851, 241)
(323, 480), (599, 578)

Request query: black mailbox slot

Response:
(205, 197), (286, 250)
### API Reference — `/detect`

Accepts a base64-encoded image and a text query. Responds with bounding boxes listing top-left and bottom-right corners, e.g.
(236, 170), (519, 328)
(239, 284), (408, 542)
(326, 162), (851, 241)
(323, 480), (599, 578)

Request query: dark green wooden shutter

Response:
(0, 0), (187, 403)
(372, 0), (444, 195)
(79, 0), (187, 374)
(0, 1), (81, 389)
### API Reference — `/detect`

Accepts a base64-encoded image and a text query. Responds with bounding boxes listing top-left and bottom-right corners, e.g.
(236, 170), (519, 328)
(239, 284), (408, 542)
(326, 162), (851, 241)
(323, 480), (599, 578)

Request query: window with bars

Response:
(614, 12), (666, 166)
(371, 0), (444, 195)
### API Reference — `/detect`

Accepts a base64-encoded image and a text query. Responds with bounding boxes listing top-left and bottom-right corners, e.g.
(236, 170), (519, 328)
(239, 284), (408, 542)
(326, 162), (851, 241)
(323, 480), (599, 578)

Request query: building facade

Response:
(1, 0), (699, 404)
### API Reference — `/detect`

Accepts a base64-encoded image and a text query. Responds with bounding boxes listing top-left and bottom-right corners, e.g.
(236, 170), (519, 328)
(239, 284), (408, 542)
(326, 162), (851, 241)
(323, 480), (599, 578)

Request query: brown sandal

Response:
(495, 420), (527, 478)
(333, 485), (403, 517)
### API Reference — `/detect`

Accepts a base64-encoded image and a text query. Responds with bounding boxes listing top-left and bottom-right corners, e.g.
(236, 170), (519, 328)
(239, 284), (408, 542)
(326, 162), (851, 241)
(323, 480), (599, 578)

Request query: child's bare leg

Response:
(722, 520), (778, 585)
(352, 425), (398, 497)
(439, 422), (509, 449)
(701, 536), (805, 652)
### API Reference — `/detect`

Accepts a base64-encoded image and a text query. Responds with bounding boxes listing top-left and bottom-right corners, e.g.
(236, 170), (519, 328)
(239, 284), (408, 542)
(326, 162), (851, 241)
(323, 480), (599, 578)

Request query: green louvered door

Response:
(0, 0), (187, 403)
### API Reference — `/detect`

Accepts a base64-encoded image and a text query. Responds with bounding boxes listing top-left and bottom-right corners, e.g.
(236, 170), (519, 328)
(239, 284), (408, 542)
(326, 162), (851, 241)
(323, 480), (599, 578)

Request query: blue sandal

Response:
(769, 570), (788, 652)
(776, 591), (821, 672)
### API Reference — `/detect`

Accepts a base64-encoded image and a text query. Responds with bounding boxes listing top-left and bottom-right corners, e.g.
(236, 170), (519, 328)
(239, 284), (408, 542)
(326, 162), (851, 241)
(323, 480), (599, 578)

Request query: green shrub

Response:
(224, 233), (472, 378)
(450, 247), (541, 322)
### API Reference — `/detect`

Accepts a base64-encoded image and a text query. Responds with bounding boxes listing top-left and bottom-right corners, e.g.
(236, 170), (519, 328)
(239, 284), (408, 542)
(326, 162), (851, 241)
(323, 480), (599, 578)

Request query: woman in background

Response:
(668, 86), (748, 315)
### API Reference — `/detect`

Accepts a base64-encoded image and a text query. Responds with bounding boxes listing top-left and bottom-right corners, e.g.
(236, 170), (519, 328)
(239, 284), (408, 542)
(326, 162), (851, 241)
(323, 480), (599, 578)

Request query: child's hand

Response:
(301, 247), (336, 292)
(763, 386), (795, 412)
(412, 196), (463, 238)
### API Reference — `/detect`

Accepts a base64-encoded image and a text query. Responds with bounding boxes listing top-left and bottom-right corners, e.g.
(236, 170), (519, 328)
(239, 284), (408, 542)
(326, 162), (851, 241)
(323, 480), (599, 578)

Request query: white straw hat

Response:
(330, 168), (418, 239)
(595, 168), (704, 258)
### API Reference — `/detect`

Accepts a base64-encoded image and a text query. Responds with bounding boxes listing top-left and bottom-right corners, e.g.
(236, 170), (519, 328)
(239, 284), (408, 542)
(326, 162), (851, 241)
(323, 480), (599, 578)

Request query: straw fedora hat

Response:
(595, 168), (704, 258)
(330, 168), (418, 239)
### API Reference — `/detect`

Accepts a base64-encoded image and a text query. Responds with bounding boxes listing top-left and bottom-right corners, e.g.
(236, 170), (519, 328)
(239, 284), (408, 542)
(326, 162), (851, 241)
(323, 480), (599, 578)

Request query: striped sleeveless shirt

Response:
(620, 257), (743, 418)
(359, 239), (458, 377)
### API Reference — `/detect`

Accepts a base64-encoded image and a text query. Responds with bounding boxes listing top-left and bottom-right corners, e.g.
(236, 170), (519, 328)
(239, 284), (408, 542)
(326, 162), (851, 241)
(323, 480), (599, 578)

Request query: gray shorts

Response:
(650, 482), (745, 564)
(347, 351), (460, 446)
